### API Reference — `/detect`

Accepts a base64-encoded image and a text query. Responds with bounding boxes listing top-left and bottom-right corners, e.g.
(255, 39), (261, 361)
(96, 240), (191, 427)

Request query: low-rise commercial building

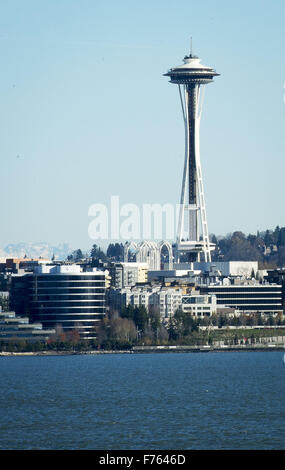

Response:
(200, 282), (283, 316)
(0, 309), (55, 342)
(181, 293), (217, 317)
(174, 261), (259, 278)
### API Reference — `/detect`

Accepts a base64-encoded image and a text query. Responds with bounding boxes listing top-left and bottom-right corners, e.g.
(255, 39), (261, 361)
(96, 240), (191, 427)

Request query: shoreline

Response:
(1, 344), (285, 356)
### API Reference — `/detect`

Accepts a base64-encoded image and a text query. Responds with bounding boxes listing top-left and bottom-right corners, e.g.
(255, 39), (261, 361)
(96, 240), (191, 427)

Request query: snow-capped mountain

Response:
(1, 242), (73, 260)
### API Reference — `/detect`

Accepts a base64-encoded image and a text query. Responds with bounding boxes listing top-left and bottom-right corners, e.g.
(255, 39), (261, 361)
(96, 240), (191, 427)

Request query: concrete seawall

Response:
(132, 343), (285, 353)
(0, 345), (285, 356)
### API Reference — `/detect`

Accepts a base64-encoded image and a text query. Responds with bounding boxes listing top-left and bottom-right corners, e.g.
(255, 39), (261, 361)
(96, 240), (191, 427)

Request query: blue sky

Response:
(1, 0), (284, 251)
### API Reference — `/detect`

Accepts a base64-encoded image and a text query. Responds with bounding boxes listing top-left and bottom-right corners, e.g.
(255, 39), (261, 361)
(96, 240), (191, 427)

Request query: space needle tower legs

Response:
(164, 47), (220, 263)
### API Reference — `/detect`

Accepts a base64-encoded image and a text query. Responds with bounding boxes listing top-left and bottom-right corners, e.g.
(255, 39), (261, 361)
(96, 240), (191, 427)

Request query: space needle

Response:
(164, 43), (220, 262)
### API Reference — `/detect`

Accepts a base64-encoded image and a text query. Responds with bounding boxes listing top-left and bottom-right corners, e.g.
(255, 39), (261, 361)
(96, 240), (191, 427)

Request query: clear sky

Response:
(1, 0), (284, 252)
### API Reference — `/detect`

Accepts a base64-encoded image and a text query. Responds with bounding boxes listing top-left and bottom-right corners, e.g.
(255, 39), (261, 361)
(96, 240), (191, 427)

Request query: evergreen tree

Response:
(90, 244), (106, 260)
(277, 228), (285, 247)
(107, 243), (124, 260)
(133, 306), (148, 333)
(273, 226), (280, 245)
(67, 249), (84, 262)
(264, 230), (274, 247)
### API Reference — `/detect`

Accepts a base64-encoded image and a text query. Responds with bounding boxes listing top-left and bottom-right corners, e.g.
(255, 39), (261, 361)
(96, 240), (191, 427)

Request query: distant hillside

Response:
(1, 242), (73, 260)
(210, 226), (285, 269)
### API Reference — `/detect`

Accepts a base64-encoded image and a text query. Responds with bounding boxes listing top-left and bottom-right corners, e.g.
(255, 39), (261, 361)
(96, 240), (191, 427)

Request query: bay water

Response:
(1, 351), (285, 449)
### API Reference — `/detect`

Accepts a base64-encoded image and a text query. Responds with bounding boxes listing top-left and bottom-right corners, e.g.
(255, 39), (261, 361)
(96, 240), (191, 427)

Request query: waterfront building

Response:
(0, 309), (55, 342)
(10, 264), (110, 339)
(200, 283), (283, 316)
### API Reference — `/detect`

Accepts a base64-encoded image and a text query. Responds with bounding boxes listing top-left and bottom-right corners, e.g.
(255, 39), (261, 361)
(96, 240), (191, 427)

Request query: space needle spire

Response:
(164, 45), (220, 262)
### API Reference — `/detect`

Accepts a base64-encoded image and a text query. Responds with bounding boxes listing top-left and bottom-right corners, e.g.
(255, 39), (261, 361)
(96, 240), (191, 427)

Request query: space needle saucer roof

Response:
(164, 54), (220, 84)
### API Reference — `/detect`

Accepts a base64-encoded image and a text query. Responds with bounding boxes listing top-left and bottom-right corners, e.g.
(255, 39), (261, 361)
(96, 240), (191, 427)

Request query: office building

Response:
(0, 309), (55, 342)
(200, 283), (283, 315)
(10, 264), (110, 339)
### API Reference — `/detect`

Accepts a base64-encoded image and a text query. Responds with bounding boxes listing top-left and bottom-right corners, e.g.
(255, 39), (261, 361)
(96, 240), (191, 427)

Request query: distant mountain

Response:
(1, 242), (73, 260)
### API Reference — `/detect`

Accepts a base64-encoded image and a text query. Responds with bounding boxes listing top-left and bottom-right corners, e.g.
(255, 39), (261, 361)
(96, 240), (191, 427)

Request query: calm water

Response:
(0, 351), (285, 450)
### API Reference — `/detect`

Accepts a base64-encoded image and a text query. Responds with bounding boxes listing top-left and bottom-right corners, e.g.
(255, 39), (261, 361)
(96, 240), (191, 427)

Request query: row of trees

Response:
(96, 306), (169, 349)
(96, 306), (285, 349)
(66, 243), (125, 264)
(1, 308), (285, 352)
(66, 244), (108, 263)
(199, 312), (285, 327)
(66, 226), (285, 268)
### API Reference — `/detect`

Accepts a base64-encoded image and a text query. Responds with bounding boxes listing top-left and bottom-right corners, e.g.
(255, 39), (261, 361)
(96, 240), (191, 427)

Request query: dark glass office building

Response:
(200, 284), (283, 315)
(10, 265), (109, 339)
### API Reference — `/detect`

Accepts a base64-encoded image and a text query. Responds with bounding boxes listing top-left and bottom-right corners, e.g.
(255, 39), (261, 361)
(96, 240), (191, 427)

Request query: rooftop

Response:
(164, 54), (219, 84)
